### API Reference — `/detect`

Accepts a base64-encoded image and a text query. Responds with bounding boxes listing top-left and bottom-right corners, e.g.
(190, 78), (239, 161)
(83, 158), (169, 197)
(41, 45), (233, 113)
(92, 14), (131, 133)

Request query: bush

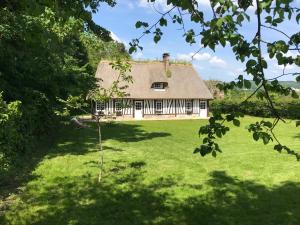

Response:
(210, 99), (300, 119)
(0, 94), (25, 170)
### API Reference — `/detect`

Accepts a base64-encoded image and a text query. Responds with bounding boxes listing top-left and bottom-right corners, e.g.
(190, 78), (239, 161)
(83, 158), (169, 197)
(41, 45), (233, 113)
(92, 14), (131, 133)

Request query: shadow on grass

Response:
(46, 122), (171, 158)
(294, 133), (300, 140)
(2, 169), (300, 225)
(1, 122), (170, 215)
(101, 122), (171, 143)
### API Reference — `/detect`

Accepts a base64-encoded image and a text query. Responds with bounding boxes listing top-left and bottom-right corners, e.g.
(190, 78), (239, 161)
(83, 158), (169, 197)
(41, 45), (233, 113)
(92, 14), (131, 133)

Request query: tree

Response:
(128, 0), (300, 160)
(0, 0), (128, 171)
(58, 59), (132, 182)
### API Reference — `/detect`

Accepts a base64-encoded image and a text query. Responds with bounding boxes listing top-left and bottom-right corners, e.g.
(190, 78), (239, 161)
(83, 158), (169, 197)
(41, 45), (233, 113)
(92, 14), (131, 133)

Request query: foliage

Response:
(129, 0), (300, 160)
(2, 118), (300, 225)
(81, 32), (129, 69)
(0, 94), (24, 170)
(211, 97), (300, 119)
(0, 0), (128, 171)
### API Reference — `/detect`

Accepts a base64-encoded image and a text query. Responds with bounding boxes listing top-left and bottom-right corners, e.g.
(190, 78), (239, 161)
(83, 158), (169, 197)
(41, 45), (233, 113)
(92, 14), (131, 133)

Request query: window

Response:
(135, 101), (142, 110)
(154, 83), (163, 89)
(96, 102), (105, 111)
(200, 101), (206, 109)
(115, 101), (122, 112)
(155, 100), (163, 114)
(152, 82), (166, 91)
(186, 100), (192, 113)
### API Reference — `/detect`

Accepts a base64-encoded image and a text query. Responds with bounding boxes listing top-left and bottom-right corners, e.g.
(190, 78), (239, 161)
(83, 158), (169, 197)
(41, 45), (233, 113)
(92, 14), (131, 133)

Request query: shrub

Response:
(0, 94), (25, 170)
(210, 99), (300, 119)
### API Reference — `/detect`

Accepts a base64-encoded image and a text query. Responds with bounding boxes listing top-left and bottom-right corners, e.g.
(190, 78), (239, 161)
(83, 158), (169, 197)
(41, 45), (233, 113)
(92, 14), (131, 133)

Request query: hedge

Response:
(210, 99), (300, 119)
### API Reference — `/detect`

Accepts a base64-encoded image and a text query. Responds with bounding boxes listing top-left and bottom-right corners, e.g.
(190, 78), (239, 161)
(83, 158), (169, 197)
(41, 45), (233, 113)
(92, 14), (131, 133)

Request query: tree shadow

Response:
(294, 133), (300, 140)
(101, 122), (171, 142)
(46, 122), (171, 158)
(2, 169), (300, 225)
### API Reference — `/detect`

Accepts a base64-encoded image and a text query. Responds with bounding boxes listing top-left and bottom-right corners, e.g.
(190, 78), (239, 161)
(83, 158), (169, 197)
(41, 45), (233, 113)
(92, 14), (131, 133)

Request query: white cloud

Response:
(126, 2), (134, 9)
(138, 0), (173, 11)
(209, 56), (227, 68)
(110, 31), (122, 42)
(194, 52), (211, 61)
(110, 32), (129, 48)
(177, 52), (227, 68)
(196, 0), (210, 7)
(176, 52), (211, 61)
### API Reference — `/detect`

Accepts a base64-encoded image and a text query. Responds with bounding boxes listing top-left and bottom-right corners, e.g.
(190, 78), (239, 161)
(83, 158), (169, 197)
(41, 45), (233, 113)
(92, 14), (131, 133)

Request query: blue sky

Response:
(93, 0), (299, 81)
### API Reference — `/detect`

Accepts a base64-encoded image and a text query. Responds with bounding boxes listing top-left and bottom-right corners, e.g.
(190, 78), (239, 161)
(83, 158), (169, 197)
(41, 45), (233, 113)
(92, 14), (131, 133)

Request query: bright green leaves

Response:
(195, 112), (244, 158)
(184, 29), (196, 44)
(248, 121), (273, 145)
(274, 144), (300, 161)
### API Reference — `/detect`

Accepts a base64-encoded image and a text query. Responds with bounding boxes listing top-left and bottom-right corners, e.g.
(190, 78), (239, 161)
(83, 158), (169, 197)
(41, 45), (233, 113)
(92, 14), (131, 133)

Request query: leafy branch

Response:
(130, 0), (300, 160)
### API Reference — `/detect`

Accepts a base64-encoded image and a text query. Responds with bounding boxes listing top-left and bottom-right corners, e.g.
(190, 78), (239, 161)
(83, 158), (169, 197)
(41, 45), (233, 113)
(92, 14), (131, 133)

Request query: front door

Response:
(134, 101), (143, 119)
(199, 100), (207, 118)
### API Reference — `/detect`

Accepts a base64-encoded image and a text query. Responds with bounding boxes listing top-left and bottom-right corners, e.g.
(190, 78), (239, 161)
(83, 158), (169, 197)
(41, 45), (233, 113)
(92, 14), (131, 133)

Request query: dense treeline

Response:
(210, 90), (300, 119)
(0, 0), (128, 174)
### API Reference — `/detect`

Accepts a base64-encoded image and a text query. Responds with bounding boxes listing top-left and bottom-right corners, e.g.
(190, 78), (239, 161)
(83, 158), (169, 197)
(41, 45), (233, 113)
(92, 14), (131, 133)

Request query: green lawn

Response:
(1, 117), (300, 225)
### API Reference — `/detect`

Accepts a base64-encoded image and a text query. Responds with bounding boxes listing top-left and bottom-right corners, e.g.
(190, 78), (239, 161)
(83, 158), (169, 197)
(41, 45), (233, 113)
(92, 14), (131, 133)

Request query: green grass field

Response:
(1, 117), (300, 225)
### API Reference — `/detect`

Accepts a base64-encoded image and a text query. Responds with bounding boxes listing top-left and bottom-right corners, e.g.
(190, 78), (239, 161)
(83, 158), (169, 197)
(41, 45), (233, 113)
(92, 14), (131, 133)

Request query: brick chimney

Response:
(162, 53), (170, 72)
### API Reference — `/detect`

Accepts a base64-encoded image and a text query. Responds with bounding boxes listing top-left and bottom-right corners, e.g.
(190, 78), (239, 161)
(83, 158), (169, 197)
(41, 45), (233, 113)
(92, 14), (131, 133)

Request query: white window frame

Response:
(186, 100), (193, 113)
(200, 101), (206, 109)
(115, 101), (122, 112)
(155, 100), (163, 114)
(135, 101), (142, 111)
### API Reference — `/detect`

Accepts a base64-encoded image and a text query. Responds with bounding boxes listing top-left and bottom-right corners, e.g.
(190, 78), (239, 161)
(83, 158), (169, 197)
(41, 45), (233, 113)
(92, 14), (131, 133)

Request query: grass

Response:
(1, 117), (300, 225)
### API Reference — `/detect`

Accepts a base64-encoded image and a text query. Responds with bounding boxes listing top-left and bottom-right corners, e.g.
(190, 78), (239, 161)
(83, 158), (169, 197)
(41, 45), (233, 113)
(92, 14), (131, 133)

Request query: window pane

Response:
(186, 100), (192, 111)
(115, 101), (122, 112)
(200, 101), (206, 109)
(155, 100), (163, 113)
(153, 83), (164, 89)
(135, 102), (142, 110)
(96, 102), (105, 111)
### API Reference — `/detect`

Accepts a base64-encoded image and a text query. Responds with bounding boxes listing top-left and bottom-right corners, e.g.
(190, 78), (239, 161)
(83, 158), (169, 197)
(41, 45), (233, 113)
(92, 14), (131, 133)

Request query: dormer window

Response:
(152, 82), (167, 91)
(154, 82), (163, 89)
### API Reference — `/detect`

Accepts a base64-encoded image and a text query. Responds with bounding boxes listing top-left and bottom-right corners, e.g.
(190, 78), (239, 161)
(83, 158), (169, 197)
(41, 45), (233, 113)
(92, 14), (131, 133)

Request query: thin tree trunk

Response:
(97, 116), (104, 183)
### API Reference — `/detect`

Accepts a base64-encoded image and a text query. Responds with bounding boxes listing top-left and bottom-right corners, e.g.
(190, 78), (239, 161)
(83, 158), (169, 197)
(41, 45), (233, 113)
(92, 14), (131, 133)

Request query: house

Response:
(94, 53), (213, 119)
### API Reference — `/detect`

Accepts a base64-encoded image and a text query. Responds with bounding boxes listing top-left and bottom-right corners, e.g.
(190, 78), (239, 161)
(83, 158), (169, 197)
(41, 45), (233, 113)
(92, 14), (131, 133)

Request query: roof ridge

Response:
(99, 60), (192, 66)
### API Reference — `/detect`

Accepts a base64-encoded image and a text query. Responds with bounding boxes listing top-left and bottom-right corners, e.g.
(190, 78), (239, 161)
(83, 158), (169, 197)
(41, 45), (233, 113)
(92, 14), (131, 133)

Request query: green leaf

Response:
(233, 119), (240, 127)
(159, 18), (167, 27)
(253, 132), (259, 141)
(263, 136), (270, 145)
(246, 59), (256, 68)
(274, 144), (283, 152)
(212, 151), (216, 158)
(237, 14), (244, 24)
(135, 21), (142, 28)
(216, 18), (224, 27)
(296, 13), (300, 24)
(291, 90), (299, 99)
(296, 121), (300, 127)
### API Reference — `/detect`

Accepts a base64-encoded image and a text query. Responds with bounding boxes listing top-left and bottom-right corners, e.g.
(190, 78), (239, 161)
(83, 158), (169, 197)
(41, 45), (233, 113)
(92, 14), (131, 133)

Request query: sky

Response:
(92, 0), (299, 81)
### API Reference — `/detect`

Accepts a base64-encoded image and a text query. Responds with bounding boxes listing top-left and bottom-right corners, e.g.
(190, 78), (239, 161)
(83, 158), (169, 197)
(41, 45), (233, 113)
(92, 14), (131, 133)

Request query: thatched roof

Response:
(95, 60), (213, 99)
